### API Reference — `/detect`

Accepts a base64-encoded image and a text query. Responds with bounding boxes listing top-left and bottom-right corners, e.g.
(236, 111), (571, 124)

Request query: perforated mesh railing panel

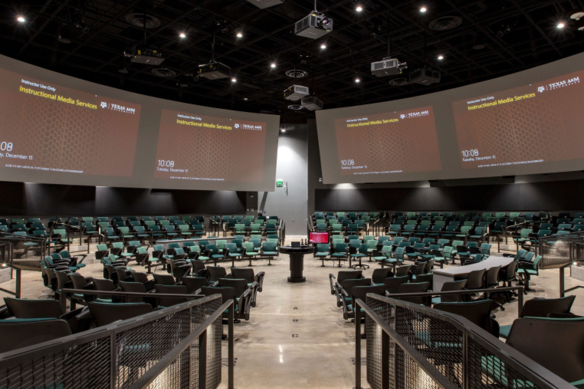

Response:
(0, 295), (223, 389)
(539, 231), (584, 268)
(364, 294), (565, 389)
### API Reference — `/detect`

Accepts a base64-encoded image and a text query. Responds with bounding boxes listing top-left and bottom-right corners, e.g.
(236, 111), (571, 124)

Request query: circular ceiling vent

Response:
(125, 13), (161, 29)
(429, 16), (463, 31)
(285, 69), (309, 78)
(152, 68), (176, 78)
(389, 77), (408, 86)
(288, 104), (304, 110)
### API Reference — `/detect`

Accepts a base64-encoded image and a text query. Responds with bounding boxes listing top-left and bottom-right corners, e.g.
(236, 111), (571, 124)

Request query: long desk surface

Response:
(432, 256), (514, 292)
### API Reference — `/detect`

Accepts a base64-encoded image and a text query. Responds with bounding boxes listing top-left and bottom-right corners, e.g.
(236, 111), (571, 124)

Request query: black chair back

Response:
(207, 266), (227, 282)
(434, 300), (499, 336)
(439, 280), (467, 303)
(352, 285), (387, 305)
(119, 281), (147, 303)
(396, 282), (431, 305)
(371, 268), (394, 284)
(182, 276), (208, 294)
(415, 273), (433, 290)
(395, 265), (412, 277)
(486, 266), (501, 288)
(191, 260), (206, 275)
(152, 273), (176, 285)
(507, 317), (584, 383)
(87, 302), (152, 327)
(55, 271), (72, 292)
(341, 278), (372, 298)
(154, 284), (189, 307)
(337, 270), (363, 284)
(231, 268), (255, 283)
(0, 319), (72, 353)
(4, 298), (64, 319)
(521, 296), (576, 318)
(466, 269), (486, 290)
(218, 278), (248, 297)
(384, 276), (409, 294)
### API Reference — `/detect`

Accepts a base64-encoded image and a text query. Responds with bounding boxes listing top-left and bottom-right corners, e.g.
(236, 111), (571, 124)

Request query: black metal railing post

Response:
(355, 300), (362, 389)
(381, 330), (390, 389)
(228, 304), (235, 389)
(198, 330), (207, 389)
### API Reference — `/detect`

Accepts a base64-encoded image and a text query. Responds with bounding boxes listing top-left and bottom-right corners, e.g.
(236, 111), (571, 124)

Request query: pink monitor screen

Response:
(309, 232), (329, 244)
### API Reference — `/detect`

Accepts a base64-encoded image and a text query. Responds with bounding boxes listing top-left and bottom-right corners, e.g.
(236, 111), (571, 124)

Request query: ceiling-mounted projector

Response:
(295, 13), (333, 39)
(301, 96), (323, 111)
(124, 47), (165, 65)
(198, 62), (231, 80)
(284, 85), (310, 101)
(246, 0), (286, 8)
(371, 58), (407, 77)
(409, 67), (441, 86)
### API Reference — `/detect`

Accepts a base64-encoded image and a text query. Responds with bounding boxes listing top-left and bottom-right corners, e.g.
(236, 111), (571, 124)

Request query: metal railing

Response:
(538, 230), (584, 268)
(355, 293), (574, 389)
(0, 235), (45, 271)
(0, 294), (233, 389)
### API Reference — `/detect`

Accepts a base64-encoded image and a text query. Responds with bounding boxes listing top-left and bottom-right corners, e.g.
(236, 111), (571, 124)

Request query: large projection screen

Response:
(316, 52), (584, 184)
(0, 55), (280, 192)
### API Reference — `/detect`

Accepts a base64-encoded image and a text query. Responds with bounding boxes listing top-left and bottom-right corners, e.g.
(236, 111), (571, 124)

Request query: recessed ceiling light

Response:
(271, 62), (276, 68)
(281, 128), (286, 133)
(231, 77), (237, 83)
(356, 5), (363, 12)
(320, 43), (327, 49)
(17, 16), (25, 23)
(557, 22), (565, 29)
(244, 97), (248, 101)
(420, 6), (427, 13)
(437, 54), (444, 60)
(237, 32), (243, 38)
(179, 32), (186, 38)
(355, 77), (361, 83)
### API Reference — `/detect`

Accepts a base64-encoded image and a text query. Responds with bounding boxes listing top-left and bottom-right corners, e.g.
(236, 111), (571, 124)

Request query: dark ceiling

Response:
(1, 0), (583, 122)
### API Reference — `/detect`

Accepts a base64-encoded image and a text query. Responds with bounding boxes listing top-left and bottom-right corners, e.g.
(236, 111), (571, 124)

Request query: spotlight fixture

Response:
(271, 62), (277, 68)
(17, 16), (25, 23)
(244, 97), (249, 101)
(231, 77), (237, 83)
(557, 22), (565, 29)
(355, 77), (361, 83)
(437, 54), (444, 60)
(320, 43), (327, 49)
(237, 31), (243, 38)
(356, 5), (363, 12)
(281, 128), (286, 133)
(420, 6), (427, 13)
(179, 32), (186, 38)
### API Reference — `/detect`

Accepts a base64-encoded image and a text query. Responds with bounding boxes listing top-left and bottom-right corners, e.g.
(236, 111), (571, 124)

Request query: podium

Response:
(279, 245), (313, 283)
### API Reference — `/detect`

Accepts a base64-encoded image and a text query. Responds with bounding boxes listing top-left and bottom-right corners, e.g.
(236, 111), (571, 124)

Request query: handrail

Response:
(355, 294), (576, 389)
(355, 298), (458, 389)
(128, 299), (234, 389)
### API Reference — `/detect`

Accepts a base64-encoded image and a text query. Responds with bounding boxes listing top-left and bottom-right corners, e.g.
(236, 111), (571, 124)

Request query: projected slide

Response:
(0, 68), (141, 177)
(454, 69), (584, 169)
(154, 109), (267, 182)
(335, 106), (442, 176)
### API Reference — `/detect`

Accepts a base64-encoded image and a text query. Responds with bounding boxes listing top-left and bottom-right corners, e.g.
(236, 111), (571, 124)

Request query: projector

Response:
(125, 47), (165, 66)
(295, 13), (333, 39)
(371, 58), (407, 77)
(198, 62), (231, 80)
(409, 67), (441, 86)
(284, 85), (310, 101)
(246, 0), (286, 8)
(301, 96), (323, 111)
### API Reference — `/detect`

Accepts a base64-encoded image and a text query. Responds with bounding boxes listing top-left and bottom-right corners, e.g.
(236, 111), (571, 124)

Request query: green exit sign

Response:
(276, 179), (284, 188)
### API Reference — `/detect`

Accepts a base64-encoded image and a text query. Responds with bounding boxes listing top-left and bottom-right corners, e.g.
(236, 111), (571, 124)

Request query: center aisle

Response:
(219, 253), (368, 389)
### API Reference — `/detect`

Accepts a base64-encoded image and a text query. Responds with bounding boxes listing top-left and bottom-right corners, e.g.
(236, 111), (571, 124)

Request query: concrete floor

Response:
(2, 240), (584, 389)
